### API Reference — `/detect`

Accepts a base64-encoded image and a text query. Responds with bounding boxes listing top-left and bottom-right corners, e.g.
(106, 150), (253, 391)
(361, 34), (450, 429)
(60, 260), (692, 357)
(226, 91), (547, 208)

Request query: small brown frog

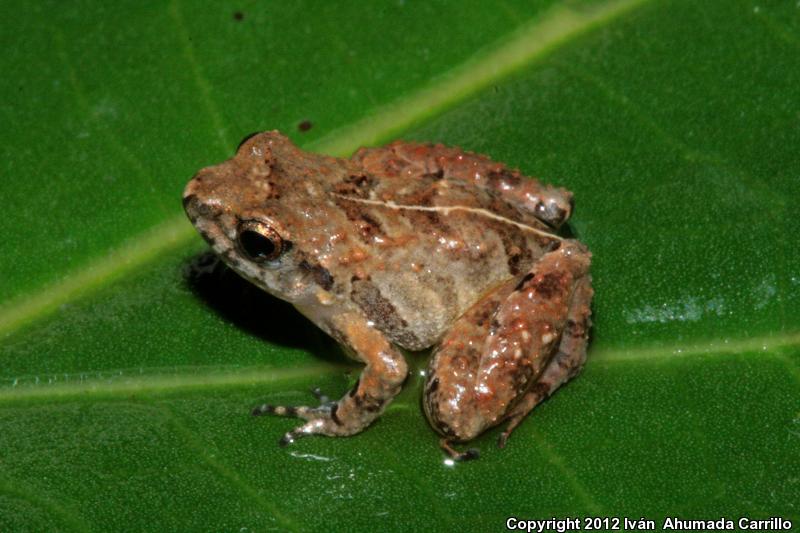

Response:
(183, 131), (593, 460)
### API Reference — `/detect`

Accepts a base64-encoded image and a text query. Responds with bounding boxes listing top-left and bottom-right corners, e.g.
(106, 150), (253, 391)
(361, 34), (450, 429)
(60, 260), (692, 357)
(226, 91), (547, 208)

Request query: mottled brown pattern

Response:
(336, 198), (387, 245)
(350, 278), (420, 348)
(183, 131), (592, 458)
(532, 271), (565, 299)
(565, 317), (589, 338)
(333, 173), (375, 198)
(487, 168), (522, 188)
(264, 181), (281, 199)
(425, 242), (591, 448)
(495, 222), (534, 276)
(299, 259), (334, 291)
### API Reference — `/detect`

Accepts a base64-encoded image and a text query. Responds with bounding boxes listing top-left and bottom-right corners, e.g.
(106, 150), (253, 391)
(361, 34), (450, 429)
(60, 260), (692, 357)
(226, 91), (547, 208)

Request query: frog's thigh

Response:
(270, 312), (408, 444)
(424, 241), (591, 445)
(497, 274), (593, 448)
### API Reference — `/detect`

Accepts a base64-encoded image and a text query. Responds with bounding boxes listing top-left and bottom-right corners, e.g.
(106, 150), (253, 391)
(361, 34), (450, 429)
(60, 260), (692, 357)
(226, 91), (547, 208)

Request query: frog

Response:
(183, 131), (593, 460)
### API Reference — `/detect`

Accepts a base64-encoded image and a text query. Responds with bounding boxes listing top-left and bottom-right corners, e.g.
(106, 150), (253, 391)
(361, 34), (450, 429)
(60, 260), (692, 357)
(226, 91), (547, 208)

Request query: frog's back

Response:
(326, 164), (559, 351)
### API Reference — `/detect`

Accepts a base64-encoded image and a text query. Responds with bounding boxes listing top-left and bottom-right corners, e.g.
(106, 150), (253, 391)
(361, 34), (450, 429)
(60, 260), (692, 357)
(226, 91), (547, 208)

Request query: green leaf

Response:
(2, 0), (798, 531)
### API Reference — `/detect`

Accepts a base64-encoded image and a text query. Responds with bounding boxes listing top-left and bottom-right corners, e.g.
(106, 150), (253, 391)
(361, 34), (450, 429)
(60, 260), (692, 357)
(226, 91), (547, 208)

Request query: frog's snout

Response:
(182, 185), (214, 223)
(182, 192), (201, 221)
(183, 170), (224, 223)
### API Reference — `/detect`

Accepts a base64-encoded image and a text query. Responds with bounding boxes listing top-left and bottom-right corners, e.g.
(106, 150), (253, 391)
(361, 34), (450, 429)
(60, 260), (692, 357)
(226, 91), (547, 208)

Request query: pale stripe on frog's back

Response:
(332, 195), (560, 350)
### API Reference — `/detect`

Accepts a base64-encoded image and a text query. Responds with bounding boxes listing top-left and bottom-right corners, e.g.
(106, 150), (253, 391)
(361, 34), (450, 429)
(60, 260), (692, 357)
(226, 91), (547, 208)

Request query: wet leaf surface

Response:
(1, 1), (798, 531)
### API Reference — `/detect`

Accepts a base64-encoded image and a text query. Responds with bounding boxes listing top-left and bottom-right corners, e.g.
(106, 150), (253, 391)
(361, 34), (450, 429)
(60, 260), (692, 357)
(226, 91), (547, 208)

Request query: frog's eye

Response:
(237, 220), (283, 262)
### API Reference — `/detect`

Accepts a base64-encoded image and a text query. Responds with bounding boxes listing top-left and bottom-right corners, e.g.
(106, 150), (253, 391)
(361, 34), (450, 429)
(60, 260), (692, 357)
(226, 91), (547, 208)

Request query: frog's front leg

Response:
(253, 312), (408, 445)
(423, 241), (592, 460)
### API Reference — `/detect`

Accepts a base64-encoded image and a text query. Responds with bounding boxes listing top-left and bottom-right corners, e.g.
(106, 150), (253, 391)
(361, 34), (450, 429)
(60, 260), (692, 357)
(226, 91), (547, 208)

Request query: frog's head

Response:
(183, 131), (328, 303)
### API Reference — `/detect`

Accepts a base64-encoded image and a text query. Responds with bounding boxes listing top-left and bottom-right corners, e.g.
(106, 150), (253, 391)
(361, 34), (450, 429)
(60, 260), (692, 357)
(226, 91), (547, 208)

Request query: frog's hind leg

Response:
(497, 275), (593, 448)
(424, 241), (592, 457)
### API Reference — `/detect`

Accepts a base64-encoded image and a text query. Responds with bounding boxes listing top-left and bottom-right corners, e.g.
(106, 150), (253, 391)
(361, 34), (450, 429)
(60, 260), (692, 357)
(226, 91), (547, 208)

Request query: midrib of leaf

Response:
(591, 331), (800, 363)
(0, 363), (346, 405)
(0, 0), (648, 338)
(2, 332), (797, 406)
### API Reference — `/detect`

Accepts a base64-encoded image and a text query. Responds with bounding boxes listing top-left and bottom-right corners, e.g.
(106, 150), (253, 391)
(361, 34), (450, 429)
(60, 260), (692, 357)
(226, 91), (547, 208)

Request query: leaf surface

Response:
(1, 1), (799, 531)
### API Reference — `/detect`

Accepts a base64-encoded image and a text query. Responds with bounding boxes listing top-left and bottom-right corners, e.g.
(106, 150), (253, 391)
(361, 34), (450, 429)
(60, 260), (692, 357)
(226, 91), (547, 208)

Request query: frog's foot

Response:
(439, 438), (480, 462)
(497, 274), (593, 449)
(251, 391), (342, 447)
(255, 311), (409, 447)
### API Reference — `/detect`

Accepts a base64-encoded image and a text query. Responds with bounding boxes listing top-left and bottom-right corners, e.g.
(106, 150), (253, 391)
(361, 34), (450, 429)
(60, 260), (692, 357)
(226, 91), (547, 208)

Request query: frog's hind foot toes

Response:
(496, 431), (510, 449)
(496, 424), (523, 449)
(496, 410), (530, 449)
(439, 438), (480, 462)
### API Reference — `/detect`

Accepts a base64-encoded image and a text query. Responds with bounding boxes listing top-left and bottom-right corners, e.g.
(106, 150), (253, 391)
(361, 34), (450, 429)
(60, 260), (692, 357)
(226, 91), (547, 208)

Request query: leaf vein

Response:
(156, 404), (303, 532)
(168, 0), (232, 152)
(0, 474), (93, 533)
(531, 432), (605, 514)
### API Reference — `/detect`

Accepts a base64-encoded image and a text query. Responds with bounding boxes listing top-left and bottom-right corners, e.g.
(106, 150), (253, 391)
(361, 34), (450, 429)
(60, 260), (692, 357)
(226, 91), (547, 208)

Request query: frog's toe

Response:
(251, 403), (332, 421)
(278, 416), (350, 446)
(252, 388), (337, 420)
(496, 430), (512, 449)
(278, 419), (327, 446)
(440, 438), (480, 462)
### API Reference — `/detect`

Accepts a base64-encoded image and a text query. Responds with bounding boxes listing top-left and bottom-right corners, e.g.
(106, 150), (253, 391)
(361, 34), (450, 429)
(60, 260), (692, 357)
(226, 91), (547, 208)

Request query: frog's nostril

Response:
(183, 193), (198, 211)
(183, 193), (221, 224)
(183, 193), (199, 220)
